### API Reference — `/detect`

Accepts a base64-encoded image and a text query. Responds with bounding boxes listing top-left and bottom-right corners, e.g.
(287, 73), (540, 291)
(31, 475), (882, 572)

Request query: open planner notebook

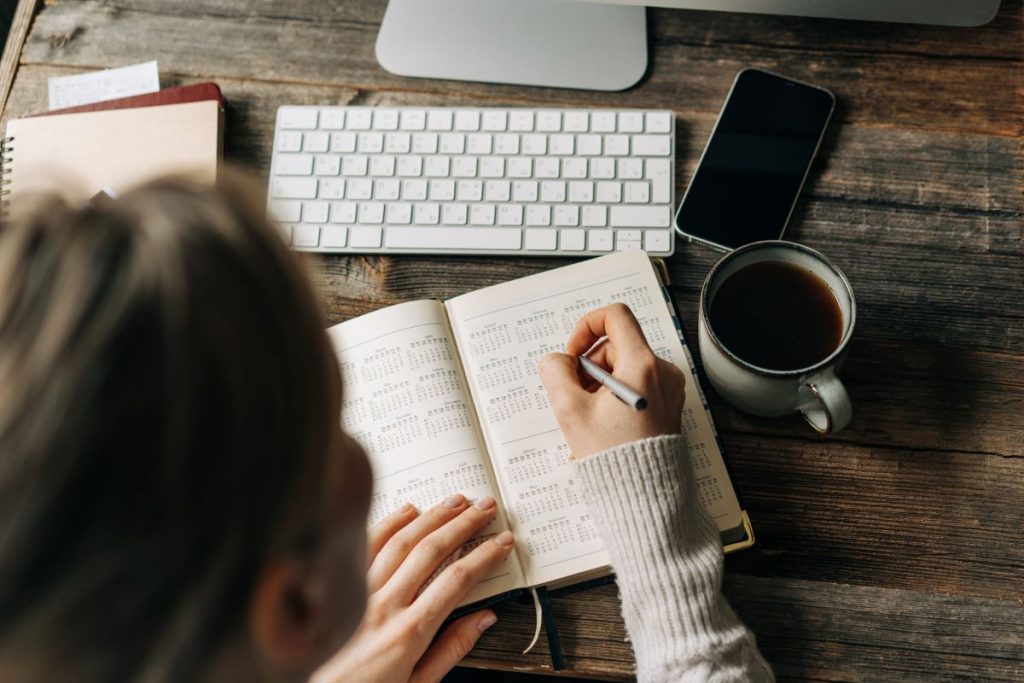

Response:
(327, 250), (753, 607)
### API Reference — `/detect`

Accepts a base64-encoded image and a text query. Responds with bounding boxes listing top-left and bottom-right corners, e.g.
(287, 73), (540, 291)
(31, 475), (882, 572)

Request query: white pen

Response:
(578, 354), (648, 411)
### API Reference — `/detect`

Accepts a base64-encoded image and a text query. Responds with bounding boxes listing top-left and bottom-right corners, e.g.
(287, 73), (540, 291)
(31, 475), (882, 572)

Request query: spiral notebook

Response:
(2, 95), (221, 207)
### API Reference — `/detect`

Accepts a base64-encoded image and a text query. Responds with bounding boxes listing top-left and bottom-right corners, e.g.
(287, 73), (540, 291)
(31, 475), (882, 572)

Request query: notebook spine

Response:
(0, 136), (12, 210)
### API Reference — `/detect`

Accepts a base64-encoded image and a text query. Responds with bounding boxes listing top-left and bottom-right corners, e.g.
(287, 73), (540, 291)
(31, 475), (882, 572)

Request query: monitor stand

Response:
(375, 0), (648, 91)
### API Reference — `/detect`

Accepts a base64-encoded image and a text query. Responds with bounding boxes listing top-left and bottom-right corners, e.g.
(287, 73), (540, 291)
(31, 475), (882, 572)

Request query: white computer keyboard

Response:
(268, 106), (675, 256)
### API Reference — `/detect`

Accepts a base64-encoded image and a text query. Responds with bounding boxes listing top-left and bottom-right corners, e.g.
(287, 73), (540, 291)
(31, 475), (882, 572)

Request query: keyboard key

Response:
(646, 111), (672, 134)
(320, 178), (345, 199)
(369, 156), (395, 176)
(605, 135), (629, 156)
(271, 177), (317, 199)
(396, 157), (423, 177)
(424, 156), (451, 177)
(385, 132), (411, 154)
(596, 181), (622, 203)
(373, 110), (399, 130)
(525, 228), (557, 250)
(347, 109), (373, 130)
(646, 158), (671, 203)
(590, 158), (615, 178)
(452, 157), (478, 178)
(400, 110), (426, 130)
(522, 134), (547, 155)
(457, 180), (483, 202)
(513, 181), (539, 203)
(618, 158), (643, 179)
(576, 134), (601, 156)
(427, 110), (453, 131)
(482, 110), (507, 131)
(507, 157), (532, 178)
(346, 179), (373, 199)
(375, 179), (400, 200)
(440, 133), (466, 154)
(554, 205), (579, 227)
(610, 205), (671, 227)
(619, 111), (644, 133)
(479, 157), (505, 178)
(549, 134), (574, 155)
(485, 180), (511, 202)
(357, 132), (384, 153)
(320, 108), (346, 130)
(275, 154), (313, 176)
(412, 133), (439, 154)
(442, 204), (468, 225)
(588, 229), (614, 251)
(526, 205), (551, 226)
(359, 202), (385, 224)
(386, 203), (412, 224)
(508, 111), (534, 132)
(582, 205), (607, 227)
(568, 181), (594, 203)
(414, 203), (440, 224)
(632, 135), (672, 156)
(494, 134), (520, 155)
(331, 202), (357, 223)
(331, 132), (357, 153)
(293, 224), (320, 248)
(498, 205), (524, 226)
(386, 227), (522, 251)
(279, 107), (318, 129)
(455, 110), (481, 131)
(303, 201), (329, 223)
(562, 158), (588, 179)
(645, 230), (671, 252)
(540, 181), (566, 203)
(303, 132), (329, 153)
(560, 228), (586, 251)
(349, 226), (382, 248)
(624, 181), (650, 203)
(314, 155), (340, 176)
(402, 179), (428, 200)
(342, 156), (368, 176)
(534, 158), (559, 179)
(470, 204), (496, 225)
(467, 133), (492, 155)
(537, 111), (561, 132)
(429, 180), (455, 201)
(321, 225), (348, 247)
(564, 111), (589, 132)
(277, 131), (303, 152)
(592, 112), (616, 132)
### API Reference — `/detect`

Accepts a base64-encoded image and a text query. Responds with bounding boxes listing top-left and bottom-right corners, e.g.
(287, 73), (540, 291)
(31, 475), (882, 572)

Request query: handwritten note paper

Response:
(48, 61), (160, 110)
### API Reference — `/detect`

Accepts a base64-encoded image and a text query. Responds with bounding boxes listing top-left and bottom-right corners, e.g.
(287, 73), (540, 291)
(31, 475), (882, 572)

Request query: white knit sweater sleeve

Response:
(573, 434), (774, 682)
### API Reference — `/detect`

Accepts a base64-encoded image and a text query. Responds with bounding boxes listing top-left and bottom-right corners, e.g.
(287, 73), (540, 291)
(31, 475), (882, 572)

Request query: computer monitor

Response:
(375, 0), (1001, 91)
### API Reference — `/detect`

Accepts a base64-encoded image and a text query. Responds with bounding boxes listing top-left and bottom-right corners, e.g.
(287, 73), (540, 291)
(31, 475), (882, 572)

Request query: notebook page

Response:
(446, 250), (743, 587)
(5, 100), (219, 202)
(327, 300), (525, 604)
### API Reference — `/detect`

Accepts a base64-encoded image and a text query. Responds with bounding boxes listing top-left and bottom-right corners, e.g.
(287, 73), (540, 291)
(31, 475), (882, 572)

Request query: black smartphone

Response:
(675, 68), (834, 251)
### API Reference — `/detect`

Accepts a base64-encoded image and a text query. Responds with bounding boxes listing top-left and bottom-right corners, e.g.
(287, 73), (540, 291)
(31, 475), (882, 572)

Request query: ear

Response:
(249, 557), (324, 671)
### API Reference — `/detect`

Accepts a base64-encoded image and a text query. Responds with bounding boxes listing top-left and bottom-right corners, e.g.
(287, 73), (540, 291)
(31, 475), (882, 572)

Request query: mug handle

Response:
(797, 369), (852, 434)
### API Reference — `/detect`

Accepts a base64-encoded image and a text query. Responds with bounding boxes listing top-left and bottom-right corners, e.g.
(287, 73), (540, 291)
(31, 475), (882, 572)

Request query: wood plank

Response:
(722, 435), (1024, 601)
(17, 0), (1023, 136)
(0, 0), (40, 116)
(466, 574), (1024, 681)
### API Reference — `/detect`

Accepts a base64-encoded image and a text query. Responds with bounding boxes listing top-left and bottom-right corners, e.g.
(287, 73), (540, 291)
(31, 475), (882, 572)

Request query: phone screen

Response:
(675, 69), (834, 250)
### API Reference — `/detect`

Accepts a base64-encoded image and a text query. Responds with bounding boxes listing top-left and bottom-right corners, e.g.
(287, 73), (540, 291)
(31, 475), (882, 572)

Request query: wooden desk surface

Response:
(2, 1), (1021, 680)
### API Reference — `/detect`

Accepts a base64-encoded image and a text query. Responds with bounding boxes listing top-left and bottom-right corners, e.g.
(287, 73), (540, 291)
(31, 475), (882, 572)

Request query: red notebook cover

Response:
(30, 82), (224, 117)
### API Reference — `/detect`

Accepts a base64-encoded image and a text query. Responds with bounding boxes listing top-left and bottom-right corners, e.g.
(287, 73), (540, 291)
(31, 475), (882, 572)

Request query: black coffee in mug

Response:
(709, 261), (843, 371)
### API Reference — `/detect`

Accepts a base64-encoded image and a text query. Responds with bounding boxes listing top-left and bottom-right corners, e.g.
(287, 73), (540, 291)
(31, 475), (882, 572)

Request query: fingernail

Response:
(396, 502), (414, 514)
(474, 496), (496, 511)
(477, 611), (497, 632)
(444, 493), (466, 509)
(493, 531), (514, 546)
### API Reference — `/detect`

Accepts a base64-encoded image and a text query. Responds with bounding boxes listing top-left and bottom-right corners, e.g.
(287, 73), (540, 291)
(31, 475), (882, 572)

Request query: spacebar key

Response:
(386, 227), (522, 251)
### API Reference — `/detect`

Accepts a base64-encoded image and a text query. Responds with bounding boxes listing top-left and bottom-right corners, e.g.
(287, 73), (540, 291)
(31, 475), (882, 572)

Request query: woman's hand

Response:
(312, 494), (514, 683)
(539, 303), (686, 460)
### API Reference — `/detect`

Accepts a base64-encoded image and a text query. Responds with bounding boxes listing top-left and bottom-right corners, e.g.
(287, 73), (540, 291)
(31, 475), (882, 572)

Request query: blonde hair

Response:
(0, 173), (343, 681)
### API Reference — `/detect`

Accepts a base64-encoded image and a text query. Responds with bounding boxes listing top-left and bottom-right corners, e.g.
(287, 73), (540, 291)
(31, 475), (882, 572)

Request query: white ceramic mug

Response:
(698, 241), (856, 434)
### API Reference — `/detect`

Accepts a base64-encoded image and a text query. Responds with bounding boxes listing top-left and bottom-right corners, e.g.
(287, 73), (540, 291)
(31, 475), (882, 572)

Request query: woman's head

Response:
(0, 174), (372, 681)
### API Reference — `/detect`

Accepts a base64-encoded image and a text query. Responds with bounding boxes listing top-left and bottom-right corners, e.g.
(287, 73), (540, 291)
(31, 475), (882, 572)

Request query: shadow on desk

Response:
(447, 669), (594, 682)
